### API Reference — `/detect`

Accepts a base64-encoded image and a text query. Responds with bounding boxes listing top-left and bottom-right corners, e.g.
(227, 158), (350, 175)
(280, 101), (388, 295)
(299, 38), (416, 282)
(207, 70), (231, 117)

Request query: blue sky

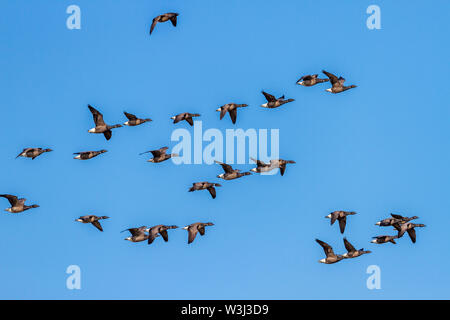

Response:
(1, 0), (449, 299)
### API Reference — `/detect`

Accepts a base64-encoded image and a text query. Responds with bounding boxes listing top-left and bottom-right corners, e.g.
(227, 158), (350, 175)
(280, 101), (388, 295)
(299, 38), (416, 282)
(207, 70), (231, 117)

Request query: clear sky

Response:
(1, 0), (449, 299)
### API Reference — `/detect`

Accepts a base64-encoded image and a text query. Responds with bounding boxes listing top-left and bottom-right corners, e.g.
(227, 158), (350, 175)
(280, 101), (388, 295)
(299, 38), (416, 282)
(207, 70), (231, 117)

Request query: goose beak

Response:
(216, 108), (221, 112)
(375, 222), (381, 225)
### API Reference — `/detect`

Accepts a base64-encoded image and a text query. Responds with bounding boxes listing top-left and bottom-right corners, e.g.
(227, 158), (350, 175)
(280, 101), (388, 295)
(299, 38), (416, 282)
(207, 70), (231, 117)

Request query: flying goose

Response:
(147, 225), (179, 244)
(188, 182), (221, 199)
(123, 112), (152, 126)
(325, 211), (356, 234)
(0, 194), (39, 213)
(140, 146), (179, 163)
(296, 74), (329, 87)
(215, 161), (251, 180)
(183, 222), (214, 244)
(249, 158), (276, 174)
(269, 159), (296, 176)
(122, 226), (149, 242)
(171, 112), (200, 126)
(150, 13), (179, 35)
(342, 238), (371, 259)
(371, 235), (398, 244)
(322, 70), (357, 94)
(376, 213), (419, 226)
(315, 239), (343, 264)
(260, 91), (295, 109)
(87, 105), (122, 140)
(393, 222), (426, 243)
(73, 150), (107, 160)
(75, 215), (109, 232)
(16, 148), (53, 160)
(216, 103), (248, 124)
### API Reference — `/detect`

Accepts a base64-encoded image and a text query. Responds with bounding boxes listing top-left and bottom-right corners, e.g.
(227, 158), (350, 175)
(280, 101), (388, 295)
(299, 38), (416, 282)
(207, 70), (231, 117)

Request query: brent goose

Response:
(123, 112), (152, 126)
(249, 158), (276, 174)
(260, 91), (295, 109)
(0, 194), (39, 213)
(73, 150), (107, 160)
(171, 112), (201, 126)
(393, 222), (426, 243)
(376, 213), (419, 226)
(215, 161), (251, 180)
(87, 105), (122, 140)
(75, 215), (109, 232)
(371, 235), (398, 244)
(147, 225), (179, 244)
(315, 239), (343, 264)
(296, 74), (329, 87)
(270, 159), (296, 176)
(188, 182), (221, 199)
(325, 211), (356, 234)
(183, 222), (214, 244)
(150, 13), (179, 35)
(16, 148), (53, 160)
(322, 70), (357, 94)
(122, 226), (149, 242)
(140, 147), (179, 163)
(342, 238), (371, 259)
(216, 103), (248, 124)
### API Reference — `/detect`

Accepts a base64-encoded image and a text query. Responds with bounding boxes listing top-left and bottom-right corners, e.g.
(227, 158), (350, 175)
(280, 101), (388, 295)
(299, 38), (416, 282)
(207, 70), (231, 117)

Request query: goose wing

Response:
(316, 239), (335, 258)
(322, 70), (339, 85)
(207, 186), (217, 199)
(338, 216), (347, 234)
(215, 161), (233, 173)
(229, 109), (237, 124)
(88, 105), (105, 126)
(150, 18), (158, 35)
(343, 238), (356, 253)
(124, 112), (137, 120)
(0, 194), (19, 206)
(262, 91), (276, 102)
(91, 220), (103, 232)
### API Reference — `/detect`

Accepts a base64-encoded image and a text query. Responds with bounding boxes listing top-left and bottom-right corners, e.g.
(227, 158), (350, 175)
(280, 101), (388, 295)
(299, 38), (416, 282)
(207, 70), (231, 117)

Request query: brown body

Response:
(376, 213), (419, 227)
(0, 194), (39, 213)
(87, 105), (122, 140)
(342, 238), (371, 259)
(123, 112), (152, 126)
(122, 226), (149, 242)
(76, 215), (109, 231)
(371, 235), (398, 244)
(189, 182), (221, 199)
(150, 13), (179, 35)
(183, 222), (214, 244)
(326, 211), (356, 234)
(140, 147), (179, 163)
(322, 70), (357, 93)
(16, 148), (53, 160)
(171, 112), (200, 126)
(296, 74), (329, 87)
(393, 222), (426, 243)
(215, 161), (251, 180)
(73, 150), (107, 160)
(147, 225), (179, 244)
(261, 91), (295, 109)
(216, 103), (248, 124)
(316, 239), (343, 264)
